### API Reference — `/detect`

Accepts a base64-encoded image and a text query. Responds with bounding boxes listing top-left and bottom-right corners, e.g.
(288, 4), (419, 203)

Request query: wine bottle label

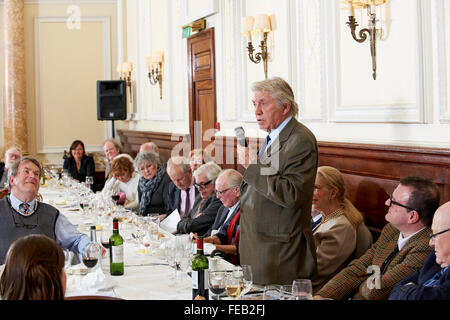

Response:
(111, 244), (124, 263)
(192, 270), (209, 289)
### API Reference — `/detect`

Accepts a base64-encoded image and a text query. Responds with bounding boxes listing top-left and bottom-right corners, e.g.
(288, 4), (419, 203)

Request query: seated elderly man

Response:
(1, 147), (22, 187)
(0, 157), (94, 264)
(102, 139), (122, 177)
(203, 169), (242, 264)
(166, 156), (198, 219)
(389, 201), (450, 300)
(139, 142), (159, 155)
(0, 147), (22, 199)
(176, 162), (223, 236)
(315, 176), (440, 300)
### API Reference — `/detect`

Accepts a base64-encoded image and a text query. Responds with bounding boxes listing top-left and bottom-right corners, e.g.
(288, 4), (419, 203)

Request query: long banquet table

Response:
(37, 182), (233, 300)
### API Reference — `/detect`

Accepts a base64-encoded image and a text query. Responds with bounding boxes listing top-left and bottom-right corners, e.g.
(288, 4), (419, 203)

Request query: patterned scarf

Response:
(138, 165), (166, 215)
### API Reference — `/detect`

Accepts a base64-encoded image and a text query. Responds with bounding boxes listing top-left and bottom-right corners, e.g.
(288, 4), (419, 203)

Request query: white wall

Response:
(118, 0), (450, 149)
(1, 0), (450, 164)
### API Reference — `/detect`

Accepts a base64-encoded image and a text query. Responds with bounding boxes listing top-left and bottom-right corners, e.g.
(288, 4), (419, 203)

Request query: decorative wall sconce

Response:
(242, 14), (272, 80)
(146, 51), (164, 100)
(344, 0), (386, 80)
(117, 61), (133, 103)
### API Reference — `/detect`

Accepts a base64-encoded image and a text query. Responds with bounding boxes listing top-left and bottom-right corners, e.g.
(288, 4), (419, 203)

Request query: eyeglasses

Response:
(216, 185), (238, 196)
(429, 228), (450, 240)
(388, 193), (416, 212)
(194, 180), (212, 189)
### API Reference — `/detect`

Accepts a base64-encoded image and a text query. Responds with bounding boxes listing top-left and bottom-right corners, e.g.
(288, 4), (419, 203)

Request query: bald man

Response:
(389, 201), (450, 300)
(139, 142), (159, 155)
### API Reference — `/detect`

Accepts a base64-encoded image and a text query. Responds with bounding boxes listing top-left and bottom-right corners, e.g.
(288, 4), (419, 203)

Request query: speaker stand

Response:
(111, 120), (115, 138)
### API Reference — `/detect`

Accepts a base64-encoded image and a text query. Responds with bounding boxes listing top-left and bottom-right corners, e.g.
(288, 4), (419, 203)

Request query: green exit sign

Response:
(182, 26), (192, 39)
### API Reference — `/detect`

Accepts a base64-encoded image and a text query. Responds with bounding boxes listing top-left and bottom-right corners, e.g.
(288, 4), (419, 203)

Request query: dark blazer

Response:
(137, 172), (172, 215)
(166, 181), (199, 216)
(205, 205), (231, 236)
(63, 155), (95, 183)
(240, 117), (318, 285)
(389, 251), (450, 300)
(0, 162), (6, 186)
(176, 193), (223, 236)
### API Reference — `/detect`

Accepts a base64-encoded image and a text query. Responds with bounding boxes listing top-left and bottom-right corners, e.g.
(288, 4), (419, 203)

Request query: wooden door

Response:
(187, 28), (217, 151)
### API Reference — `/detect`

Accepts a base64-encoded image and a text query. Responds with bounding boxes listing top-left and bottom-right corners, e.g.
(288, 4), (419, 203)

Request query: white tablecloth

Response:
(38, 183), (233, 300)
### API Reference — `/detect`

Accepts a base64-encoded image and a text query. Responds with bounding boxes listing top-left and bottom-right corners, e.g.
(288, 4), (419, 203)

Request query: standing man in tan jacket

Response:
(238, 77), (318, 285)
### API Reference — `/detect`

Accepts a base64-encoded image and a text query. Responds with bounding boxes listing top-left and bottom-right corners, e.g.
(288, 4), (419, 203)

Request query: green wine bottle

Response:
(109, 218), (124, 275)
(191, 236), (209, 300)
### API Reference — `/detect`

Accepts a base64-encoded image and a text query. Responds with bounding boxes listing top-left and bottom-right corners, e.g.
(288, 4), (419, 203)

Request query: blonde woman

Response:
(312, 166), (371, 292)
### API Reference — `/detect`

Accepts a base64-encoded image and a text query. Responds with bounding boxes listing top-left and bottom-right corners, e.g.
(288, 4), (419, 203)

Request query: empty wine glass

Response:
(239, 265), (253, 298)
(63, 249), (73, 271)
(209, 271), (227, 300)
(263, 285), (281, 300)
(292, 279), (313, 300)
(86, 176), (94, 190)
(280, 285), (294, 300)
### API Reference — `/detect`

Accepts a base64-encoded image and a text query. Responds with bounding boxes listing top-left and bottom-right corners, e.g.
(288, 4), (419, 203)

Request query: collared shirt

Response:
(312, 213), (323, 224)
(9, 193), (90, 254)
(211, 201), (240, 237)
(180, 183), (195, 217)
(224, 201), (240, 225)
(398, 227), (426, 251)
(266, 116), (293, 150)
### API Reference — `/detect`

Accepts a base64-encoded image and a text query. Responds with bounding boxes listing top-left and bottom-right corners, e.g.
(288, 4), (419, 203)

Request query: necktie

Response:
(380, 245), (399, 274)
(20, 203), (30, 215)
(194, 199), (207, 219)
(258, 135), (271, 157)
(423, 269), (445, 287)
(182, 188), (191, 218)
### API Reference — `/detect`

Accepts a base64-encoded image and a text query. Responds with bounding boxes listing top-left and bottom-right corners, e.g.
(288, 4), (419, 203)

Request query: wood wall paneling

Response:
(117, 129), (450, 238)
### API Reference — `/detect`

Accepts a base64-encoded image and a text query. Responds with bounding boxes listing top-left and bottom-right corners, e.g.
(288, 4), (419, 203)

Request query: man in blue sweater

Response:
(389, 201), (450, 300)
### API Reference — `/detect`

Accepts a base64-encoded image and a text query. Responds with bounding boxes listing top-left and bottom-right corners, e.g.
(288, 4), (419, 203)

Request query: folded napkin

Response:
(80, 268), (116, 293)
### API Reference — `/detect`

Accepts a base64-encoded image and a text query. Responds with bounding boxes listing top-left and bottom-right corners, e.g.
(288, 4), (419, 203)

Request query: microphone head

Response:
(234, 126), (248, 147)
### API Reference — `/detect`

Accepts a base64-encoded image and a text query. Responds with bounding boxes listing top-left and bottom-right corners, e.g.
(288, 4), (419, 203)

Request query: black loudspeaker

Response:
(97, 80), (127, 120)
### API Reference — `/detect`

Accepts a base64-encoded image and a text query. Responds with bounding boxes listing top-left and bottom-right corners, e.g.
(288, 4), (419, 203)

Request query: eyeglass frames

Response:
(388, 193), (416, 212)
(429, 228), (450, 240)
(194, 180), (212, 189)
(215, 185), (239, 196)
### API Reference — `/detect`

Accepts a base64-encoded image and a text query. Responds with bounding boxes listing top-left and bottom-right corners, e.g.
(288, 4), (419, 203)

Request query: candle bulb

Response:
(348, 0), (355, 16)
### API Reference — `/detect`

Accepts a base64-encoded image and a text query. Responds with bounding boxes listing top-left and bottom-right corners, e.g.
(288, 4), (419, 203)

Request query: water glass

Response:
(86, 176), (94, 189)
(64, 249), (73, 270)
(292, 279), (312, 300)
(240, 265), (253, 298)
(280, 285), (294, 300)
(263, 284), (281, 300)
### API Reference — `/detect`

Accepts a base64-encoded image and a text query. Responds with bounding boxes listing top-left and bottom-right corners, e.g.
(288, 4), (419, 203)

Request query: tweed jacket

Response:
(312, 210), (357, 292)
(316, 223), (432, 300)
(239, 117), (318, 285)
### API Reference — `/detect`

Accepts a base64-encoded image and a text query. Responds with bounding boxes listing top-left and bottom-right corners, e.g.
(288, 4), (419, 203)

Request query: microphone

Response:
(234, 126), (248, 147)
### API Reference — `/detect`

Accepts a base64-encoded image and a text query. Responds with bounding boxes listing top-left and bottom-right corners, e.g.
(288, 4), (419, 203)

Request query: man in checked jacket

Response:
(314, 176), (440, 300)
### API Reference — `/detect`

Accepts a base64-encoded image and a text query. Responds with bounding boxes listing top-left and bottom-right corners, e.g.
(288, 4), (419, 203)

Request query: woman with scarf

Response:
(135, 151), (172, 216)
